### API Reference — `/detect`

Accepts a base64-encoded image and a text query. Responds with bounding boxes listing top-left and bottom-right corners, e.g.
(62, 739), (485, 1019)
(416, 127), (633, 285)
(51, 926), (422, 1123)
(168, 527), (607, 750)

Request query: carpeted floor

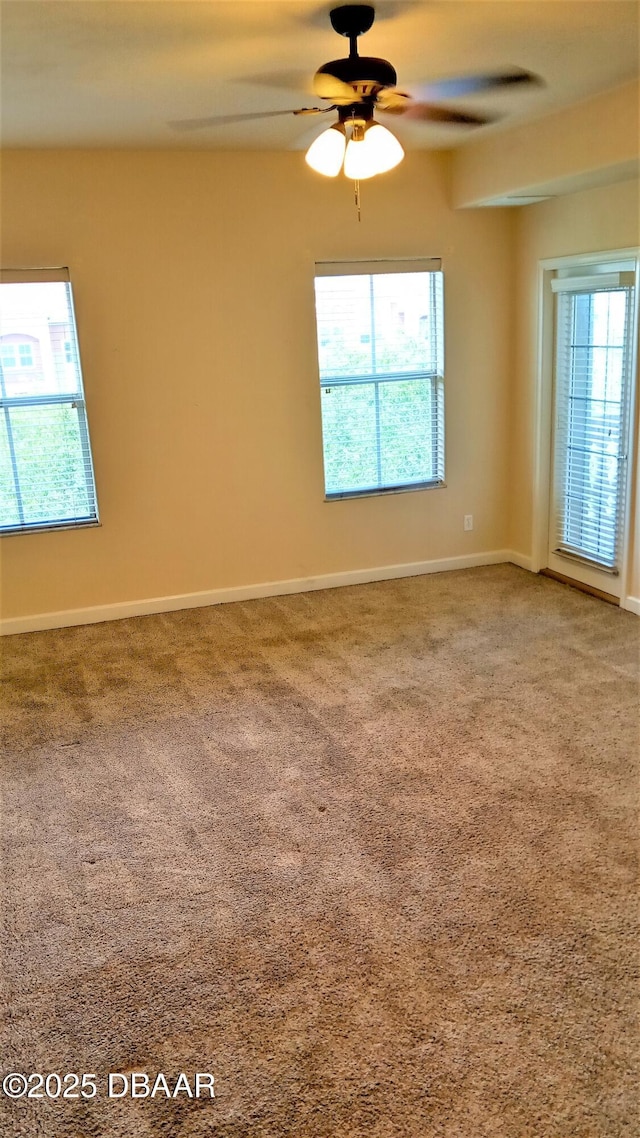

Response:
(0, 564), (638, 1137)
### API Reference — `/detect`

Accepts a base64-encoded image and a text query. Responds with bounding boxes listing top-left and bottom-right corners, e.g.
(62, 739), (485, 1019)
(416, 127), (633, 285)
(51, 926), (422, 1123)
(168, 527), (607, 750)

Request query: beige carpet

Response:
(1, 564), (638, 1137)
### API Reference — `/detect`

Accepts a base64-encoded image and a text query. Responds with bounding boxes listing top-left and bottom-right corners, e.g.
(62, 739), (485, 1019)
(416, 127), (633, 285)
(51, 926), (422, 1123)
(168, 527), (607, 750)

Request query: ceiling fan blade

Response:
(375, 88), (412, 113)
(417, 69), (543, 101)
(312, 71), (357, 104)
(381, 101), (495, 126)
(170, 108), (327, 132)
(236, 69), (313, 95)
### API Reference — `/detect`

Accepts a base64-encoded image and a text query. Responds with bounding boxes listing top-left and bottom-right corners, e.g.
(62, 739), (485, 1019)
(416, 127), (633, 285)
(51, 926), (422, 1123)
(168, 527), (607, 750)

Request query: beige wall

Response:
(0, 149), (515, 622)
(452, 80), (639, 207)
(511, 177), (640, 595)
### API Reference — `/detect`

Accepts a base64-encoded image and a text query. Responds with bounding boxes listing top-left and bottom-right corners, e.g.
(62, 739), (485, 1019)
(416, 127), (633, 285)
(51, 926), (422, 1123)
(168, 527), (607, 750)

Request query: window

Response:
(18, 343), (34, 367)
(0, 340), (38, 370)
(0, 269), (99, 534)
(314, 259), (445, 498)
(0, 346), (17, 369)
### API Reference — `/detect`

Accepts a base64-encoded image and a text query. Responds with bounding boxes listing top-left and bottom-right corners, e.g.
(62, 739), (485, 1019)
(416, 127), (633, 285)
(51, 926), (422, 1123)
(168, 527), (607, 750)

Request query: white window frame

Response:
(0, 267), (100, 536)
(314, 258), (446, 501)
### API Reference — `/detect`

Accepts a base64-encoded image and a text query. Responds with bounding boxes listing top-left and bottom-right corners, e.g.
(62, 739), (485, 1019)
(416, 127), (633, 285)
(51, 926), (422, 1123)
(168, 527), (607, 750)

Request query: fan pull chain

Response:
(354, 179), (361, 222)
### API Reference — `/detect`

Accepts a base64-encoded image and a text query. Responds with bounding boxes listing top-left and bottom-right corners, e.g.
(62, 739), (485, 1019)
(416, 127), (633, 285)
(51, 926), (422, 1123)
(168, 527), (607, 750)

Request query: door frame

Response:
(531, 246), (640, 611)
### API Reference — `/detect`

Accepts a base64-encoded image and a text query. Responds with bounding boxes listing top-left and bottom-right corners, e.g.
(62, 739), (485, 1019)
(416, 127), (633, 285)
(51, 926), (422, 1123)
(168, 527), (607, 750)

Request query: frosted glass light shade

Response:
(343, 123), (404, 180)
(305, 126), (346, 177)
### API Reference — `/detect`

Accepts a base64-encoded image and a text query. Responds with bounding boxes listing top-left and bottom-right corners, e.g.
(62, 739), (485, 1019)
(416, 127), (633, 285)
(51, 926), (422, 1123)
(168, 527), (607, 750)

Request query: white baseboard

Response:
(504, 550), (533, 572)
(0, 549), (534, 636)
(621, 595), (640, 615)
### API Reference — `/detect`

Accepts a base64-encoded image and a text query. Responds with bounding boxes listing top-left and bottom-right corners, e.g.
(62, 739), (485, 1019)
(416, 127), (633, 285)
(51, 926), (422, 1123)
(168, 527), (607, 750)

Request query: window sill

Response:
(325, 480), (446, 502)
(0, 519), (101, 538)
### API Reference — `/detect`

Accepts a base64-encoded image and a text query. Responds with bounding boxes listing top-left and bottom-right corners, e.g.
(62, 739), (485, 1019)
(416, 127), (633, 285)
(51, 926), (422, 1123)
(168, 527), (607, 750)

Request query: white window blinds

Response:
(551, 279), (634, 571)
(0, 269), (99, 534)
(314, 260), (445, 498)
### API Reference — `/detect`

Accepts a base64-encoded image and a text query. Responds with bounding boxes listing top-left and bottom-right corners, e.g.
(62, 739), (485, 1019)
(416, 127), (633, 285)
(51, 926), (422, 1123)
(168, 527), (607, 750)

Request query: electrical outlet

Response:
(464, 514), (473, 531)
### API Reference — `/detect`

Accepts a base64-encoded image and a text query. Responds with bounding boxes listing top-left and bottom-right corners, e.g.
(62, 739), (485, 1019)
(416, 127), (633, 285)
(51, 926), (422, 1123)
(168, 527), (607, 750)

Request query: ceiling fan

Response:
(173, 4), (542, 181)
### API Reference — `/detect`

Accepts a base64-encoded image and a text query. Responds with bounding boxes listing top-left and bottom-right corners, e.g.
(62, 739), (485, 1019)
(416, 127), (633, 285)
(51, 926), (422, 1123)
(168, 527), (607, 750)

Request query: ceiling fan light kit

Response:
(305, 115), (404, 180)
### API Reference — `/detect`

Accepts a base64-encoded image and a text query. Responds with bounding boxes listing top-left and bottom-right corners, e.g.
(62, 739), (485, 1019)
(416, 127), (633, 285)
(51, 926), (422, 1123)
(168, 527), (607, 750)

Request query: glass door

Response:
(547, 268), (636, 597)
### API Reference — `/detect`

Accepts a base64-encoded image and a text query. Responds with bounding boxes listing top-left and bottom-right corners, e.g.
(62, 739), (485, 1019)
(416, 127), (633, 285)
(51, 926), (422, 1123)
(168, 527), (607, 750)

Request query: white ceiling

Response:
(1, 1), (638, 151)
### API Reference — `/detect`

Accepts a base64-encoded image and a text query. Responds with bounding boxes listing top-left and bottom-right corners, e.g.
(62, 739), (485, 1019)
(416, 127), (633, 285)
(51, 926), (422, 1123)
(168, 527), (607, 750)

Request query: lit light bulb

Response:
(343, 122), (404, 180)
(305, 125), (346, 177)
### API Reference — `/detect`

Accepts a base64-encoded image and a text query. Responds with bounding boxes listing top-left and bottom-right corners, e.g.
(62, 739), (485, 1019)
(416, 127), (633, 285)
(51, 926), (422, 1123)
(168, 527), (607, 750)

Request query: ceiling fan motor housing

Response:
(316, 56), (398, 96)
